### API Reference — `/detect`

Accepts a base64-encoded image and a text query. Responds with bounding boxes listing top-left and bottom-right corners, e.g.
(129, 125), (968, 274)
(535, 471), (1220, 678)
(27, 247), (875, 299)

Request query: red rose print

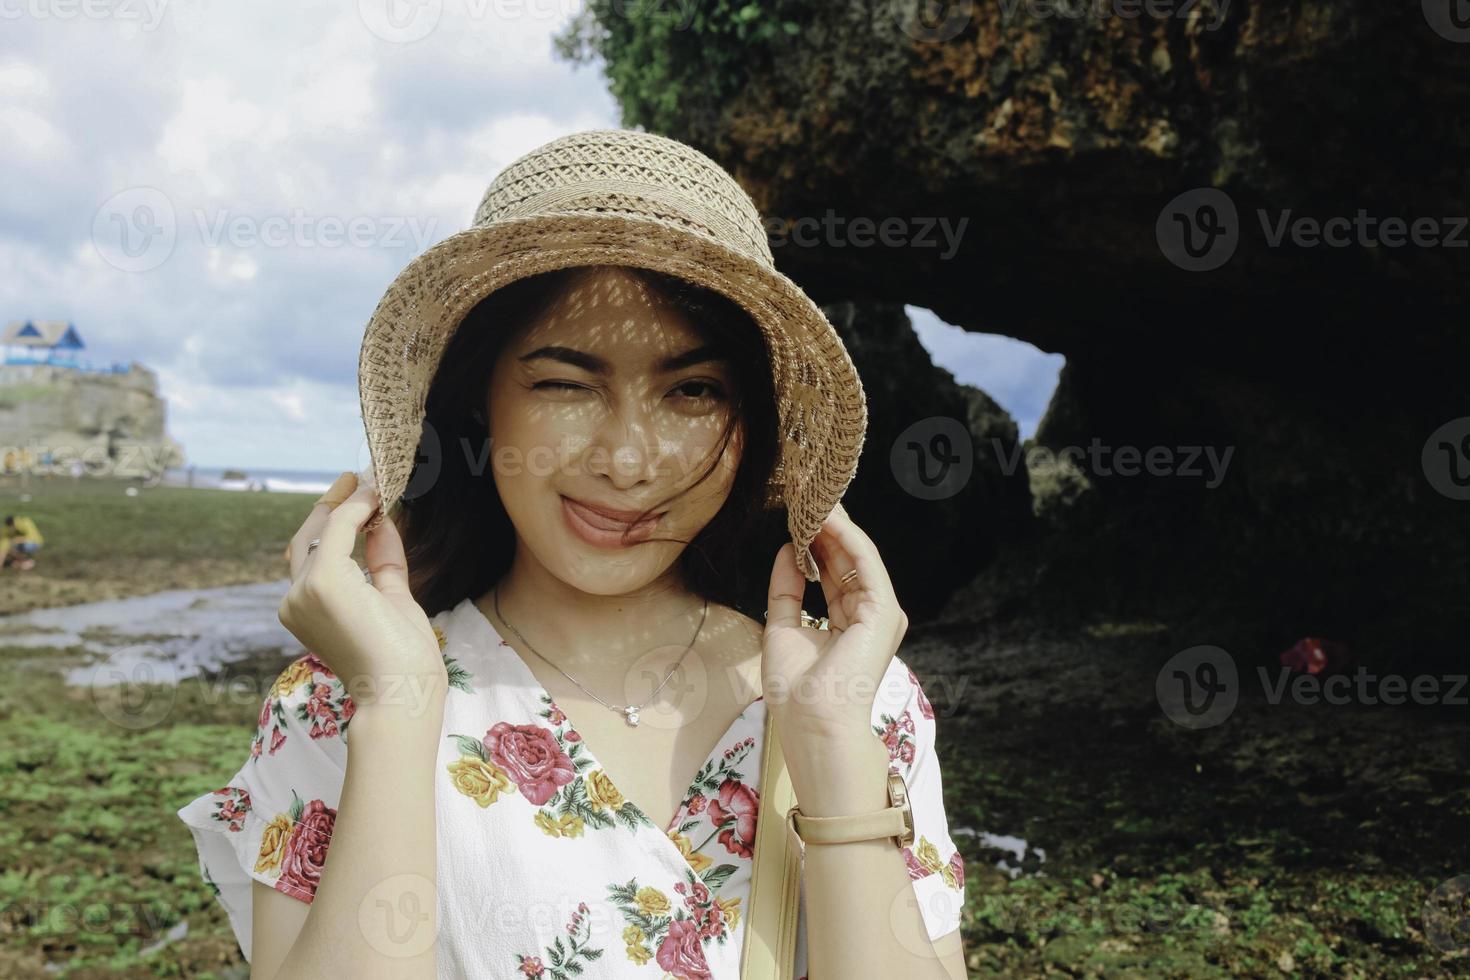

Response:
(949, 850), (965, 889)
(907, 666), (935, 720)
(302, 651), (336, 680)
(277, 799), (337, 901)
(656, 917), (712, 980)
(903, 846), (928, 880)
(518, 955), (544, 977)
(258, 696), (272, 729)
(211, 787), (251, 832)
(899, 710), (915, 734)
(687, 792), (706, 815)
(898, 740), (915, 765)
(269, 725), (286, 755)
(705, 777), (759, 859)
(483, 722), (576, 806)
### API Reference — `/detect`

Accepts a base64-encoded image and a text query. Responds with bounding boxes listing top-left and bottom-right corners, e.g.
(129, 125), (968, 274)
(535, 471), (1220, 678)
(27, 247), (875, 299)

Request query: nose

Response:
(589, 400), (662, 491)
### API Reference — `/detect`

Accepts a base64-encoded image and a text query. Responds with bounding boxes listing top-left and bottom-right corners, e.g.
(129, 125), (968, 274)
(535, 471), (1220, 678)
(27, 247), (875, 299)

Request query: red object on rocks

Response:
(1280, 636), (1350, 675)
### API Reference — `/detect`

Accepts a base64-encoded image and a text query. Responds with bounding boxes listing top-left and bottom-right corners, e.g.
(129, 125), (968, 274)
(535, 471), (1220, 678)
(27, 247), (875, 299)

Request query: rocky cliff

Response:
(556, 0), (1470, 669)
(0, 363), (185, 480)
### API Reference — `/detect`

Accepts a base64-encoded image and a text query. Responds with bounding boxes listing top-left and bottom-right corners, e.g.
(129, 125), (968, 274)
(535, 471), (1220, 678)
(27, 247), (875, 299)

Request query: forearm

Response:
(272, 695), (446, 980)
(793, 733), (955, 980)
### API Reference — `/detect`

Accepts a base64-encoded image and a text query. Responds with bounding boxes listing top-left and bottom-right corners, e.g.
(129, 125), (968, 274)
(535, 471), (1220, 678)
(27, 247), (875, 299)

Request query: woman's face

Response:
(485, 266), (744, 595)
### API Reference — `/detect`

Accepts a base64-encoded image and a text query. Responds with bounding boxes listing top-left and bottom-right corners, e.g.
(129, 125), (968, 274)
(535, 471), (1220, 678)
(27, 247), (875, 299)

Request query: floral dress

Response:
(177, 596), (967, 979)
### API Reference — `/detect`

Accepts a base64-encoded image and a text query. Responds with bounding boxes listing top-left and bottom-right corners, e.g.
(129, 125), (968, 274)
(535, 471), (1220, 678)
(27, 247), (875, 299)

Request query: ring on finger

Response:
(306, 537), (321, 555)
(839, 568), (859, 589)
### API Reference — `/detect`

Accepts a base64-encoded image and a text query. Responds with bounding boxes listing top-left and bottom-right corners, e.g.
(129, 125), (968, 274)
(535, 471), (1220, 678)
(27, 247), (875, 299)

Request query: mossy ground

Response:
(1, 479), (1465, 977)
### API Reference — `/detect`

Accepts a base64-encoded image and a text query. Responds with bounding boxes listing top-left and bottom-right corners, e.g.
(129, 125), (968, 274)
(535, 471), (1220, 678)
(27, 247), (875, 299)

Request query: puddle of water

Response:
(953, 825), (1048, 879)
(0, 580), (301, 685)
(139, 919), (189, 957)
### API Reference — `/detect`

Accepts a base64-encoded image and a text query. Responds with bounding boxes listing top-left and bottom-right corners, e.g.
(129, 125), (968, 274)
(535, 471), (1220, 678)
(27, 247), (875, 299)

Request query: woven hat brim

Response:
(357, 213), (867, 582)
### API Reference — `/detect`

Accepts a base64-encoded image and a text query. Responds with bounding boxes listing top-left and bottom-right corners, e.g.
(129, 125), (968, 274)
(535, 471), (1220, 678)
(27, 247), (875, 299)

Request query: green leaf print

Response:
(442, 653), (473, 693)
(448, 734), (488, 762)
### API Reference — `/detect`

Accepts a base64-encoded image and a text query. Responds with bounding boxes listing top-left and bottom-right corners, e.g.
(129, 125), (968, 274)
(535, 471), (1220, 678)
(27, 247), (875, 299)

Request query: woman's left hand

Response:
(763, 502), (909, 808)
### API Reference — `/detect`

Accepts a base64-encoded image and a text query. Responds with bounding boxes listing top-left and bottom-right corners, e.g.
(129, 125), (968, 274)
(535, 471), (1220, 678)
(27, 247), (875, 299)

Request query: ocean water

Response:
(160, 465), (343, 495)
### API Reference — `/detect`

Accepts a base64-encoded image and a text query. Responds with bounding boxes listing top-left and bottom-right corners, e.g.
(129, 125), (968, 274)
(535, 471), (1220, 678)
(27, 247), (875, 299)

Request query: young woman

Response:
(179, 131), (968, 980)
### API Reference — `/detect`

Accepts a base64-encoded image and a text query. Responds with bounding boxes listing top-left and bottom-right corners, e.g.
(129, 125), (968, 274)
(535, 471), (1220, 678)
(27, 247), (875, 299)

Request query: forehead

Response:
(512, 266), (712, 358)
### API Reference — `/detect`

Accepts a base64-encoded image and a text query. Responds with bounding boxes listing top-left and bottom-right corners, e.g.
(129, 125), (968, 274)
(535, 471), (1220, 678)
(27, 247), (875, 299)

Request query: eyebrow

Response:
(517, 343), (727, 374)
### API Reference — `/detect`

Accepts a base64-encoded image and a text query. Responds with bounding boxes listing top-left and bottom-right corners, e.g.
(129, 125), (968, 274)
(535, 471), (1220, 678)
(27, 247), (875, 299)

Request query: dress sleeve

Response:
(870, 654), (967, 943)
(175, 651), (352, 961)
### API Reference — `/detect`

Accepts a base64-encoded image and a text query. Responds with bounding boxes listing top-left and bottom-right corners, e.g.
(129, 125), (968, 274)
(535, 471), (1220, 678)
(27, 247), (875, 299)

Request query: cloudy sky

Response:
(2, 0), (1060, 473)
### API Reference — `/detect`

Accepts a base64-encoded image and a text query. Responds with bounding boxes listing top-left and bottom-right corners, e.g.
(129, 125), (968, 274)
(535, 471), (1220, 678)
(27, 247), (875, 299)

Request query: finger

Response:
(811, 537), (854, 633)
(363, 500), (412, 599)
(812, 505), (898, 629)
(822, 502), (895, 595)
(288, 471), (357, 580)
(765, 541), (807, 630)
(312, 480), (381, 579)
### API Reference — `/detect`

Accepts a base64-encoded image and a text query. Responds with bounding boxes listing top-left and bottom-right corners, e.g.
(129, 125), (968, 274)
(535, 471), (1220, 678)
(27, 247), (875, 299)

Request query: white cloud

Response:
(4, 0), (621, 471)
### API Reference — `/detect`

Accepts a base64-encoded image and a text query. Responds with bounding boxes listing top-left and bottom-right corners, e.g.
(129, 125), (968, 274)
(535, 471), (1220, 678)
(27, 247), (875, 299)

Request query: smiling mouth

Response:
(560, 496), (665, 547)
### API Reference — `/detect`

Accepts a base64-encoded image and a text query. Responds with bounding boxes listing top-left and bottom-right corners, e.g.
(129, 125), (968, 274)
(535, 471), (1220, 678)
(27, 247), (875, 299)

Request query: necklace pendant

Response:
(623, 706), (640, 726)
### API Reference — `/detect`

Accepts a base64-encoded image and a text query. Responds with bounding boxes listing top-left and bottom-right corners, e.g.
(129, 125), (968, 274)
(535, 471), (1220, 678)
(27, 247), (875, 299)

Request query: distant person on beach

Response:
(2, 514), (44, 570)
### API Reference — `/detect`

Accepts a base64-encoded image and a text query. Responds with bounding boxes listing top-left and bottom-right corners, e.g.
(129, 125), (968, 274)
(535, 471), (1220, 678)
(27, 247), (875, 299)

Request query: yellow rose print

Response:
(535, 812), (563, 838)
(433, 626), (447, 650)
(625, 943), (652, 965)
(447, 757), (514, 807)
(915, 836), (945, 874)
(717, 896), (742, 932)
(634, 886), (670, 916)
(585, 770), (625, 810)
(558, 814), (585, 838)
(254, 813), (293, 874)
(667, 832), (712, 872)
(269, 658), (314, 698)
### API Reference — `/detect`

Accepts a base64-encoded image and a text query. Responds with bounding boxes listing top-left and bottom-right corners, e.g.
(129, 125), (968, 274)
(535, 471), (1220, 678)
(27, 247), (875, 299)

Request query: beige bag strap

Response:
(740, 698), (802, 979)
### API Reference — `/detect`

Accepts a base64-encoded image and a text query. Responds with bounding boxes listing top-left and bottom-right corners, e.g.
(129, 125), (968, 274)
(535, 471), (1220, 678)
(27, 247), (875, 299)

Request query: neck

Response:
(481, 545), (708, 676)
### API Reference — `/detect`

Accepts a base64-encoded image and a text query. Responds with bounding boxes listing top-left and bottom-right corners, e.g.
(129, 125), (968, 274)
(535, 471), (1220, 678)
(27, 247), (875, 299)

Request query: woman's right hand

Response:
(278, 470), (446, 711)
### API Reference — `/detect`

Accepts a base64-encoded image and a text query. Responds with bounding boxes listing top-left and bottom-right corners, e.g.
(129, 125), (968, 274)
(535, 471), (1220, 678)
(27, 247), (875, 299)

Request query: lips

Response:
(560, 495), (665, 549)
(563, 496), (664, 528)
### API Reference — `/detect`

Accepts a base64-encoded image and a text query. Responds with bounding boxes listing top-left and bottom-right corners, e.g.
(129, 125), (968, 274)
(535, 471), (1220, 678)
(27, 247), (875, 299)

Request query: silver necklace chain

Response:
(492, 584), (709, 727)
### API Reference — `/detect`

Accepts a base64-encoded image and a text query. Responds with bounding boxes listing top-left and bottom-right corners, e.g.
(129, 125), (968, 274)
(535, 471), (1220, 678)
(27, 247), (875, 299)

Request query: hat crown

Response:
(472, 129), (774, 269)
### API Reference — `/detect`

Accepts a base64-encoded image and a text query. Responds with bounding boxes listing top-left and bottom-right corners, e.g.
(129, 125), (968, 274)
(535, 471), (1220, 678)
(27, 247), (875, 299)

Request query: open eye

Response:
(670, 379), (726, 402)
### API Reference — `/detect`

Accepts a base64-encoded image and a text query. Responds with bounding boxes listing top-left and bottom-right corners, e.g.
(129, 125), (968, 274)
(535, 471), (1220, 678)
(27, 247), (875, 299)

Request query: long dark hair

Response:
(398, 264), (785, 621)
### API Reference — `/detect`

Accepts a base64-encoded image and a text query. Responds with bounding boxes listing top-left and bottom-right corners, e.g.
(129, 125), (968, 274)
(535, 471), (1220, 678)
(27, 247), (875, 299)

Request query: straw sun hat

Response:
(357, 129), (867, 582)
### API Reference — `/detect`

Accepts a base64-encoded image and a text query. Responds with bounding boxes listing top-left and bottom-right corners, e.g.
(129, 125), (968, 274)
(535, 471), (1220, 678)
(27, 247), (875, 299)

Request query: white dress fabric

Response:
(177, 596), (967, 978)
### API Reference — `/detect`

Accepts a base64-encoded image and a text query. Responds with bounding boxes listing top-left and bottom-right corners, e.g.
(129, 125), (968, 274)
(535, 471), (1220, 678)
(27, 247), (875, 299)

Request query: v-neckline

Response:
(458, 596), (764, 839)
